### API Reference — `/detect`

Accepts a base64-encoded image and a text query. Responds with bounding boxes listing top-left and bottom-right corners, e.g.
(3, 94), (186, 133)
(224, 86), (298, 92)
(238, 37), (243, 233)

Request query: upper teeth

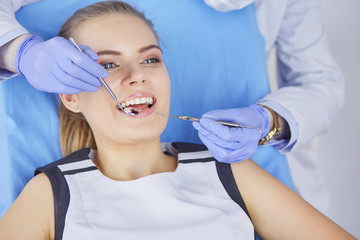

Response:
(121, 97), (154, 108)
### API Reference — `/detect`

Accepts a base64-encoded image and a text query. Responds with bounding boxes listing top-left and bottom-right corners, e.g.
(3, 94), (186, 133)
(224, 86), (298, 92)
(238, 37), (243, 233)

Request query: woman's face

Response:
(68, 14), (170, 146)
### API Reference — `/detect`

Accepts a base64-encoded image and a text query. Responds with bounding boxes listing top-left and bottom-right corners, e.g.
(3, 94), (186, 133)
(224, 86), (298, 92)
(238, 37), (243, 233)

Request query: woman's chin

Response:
(113, 125), (165, 145)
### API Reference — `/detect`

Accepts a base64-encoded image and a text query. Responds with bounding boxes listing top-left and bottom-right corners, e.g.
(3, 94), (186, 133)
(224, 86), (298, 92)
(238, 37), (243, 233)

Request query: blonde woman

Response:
(0, 1), (355, 240)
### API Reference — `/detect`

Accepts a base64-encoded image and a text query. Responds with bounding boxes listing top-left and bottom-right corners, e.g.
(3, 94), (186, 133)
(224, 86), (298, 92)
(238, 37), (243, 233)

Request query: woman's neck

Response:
(94, 139), (177, 181)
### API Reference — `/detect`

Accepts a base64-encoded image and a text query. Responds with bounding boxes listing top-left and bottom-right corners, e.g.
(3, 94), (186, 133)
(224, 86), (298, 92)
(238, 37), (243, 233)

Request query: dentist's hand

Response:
(192, 104), (270, 163)
(15, 35), (108, 94)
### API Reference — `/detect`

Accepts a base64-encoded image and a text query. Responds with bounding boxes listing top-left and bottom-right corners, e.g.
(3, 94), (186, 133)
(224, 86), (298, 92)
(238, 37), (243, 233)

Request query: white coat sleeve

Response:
(0, 0), (41, 80)
(257, 0), (344, 152)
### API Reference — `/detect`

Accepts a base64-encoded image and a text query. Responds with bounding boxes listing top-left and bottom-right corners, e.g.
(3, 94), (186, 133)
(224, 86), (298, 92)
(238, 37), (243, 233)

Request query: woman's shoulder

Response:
(0, 172), (54, 240)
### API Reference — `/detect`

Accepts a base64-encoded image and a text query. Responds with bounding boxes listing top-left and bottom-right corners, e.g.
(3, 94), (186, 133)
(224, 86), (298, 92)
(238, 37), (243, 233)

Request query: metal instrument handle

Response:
(169, 114), (261, 132)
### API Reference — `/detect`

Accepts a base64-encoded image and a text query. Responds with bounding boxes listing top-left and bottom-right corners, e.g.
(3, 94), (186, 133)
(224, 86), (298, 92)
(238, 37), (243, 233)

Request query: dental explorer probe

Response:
(69, 37), (139, 115)
(157, 113), (262, 132)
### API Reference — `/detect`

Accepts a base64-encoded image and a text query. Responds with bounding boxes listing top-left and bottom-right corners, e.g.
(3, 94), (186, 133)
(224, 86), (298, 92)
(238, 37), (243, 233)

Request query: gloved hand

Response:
(15, 35), (108, 94)
(192, 104), (270, 163)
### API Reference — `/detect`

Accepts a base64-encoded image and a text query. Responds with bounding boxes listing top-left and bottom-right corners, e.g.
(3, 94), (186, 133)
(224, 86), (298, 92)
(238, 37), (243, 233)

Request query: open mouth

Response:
(116, 96), (156, 114)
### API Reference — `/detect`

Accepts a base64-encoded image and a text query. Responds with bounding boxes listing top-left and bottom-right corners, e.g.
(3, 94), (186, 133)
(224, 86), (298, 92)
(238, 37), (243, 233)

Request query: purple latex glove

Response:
(192, 104), (270, 163)
(15, 35), (108, 94)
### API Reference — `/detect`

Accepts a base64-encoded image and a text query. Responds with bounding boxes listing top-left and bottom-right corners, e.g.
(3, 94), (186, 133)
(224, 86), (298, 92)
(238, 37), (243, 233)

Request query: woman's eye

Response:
(102, 62), (117, 69)
(143, 57), (160, 64)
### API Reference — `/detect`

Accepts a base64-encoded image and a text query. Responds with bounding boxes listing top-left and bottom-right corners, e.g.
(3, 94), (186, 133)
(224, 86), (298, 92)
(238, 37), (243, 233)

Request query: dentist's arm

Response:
(197, 0), (344, 162)
(0, 0), (108, 94)
(257, 0), (344, 151)
(0, 0), (30, 79)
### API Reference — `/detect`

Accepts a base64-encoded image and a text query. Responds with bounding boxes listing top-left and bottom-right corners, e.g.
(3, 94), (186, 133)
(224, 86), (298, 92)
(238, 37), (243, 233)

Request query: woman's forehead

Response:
(76, 14), (157, 48)
(76, 14), (157, 44)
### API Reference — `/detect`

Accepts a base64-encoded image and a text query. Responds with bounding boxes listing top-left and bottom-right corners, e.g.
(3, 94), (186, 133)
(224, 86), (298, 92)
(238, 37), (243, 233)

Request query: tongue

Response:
(129, 104), (148, 110)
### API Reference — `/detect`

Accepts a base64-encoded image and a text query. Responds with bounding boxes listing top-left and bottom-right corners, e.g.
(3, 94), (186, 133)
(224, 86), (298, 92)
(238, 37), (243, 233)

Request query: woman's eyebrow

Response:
(138, 44), (162, 53)
(97, 45), (162, 56)
(97, 50), (122, 56)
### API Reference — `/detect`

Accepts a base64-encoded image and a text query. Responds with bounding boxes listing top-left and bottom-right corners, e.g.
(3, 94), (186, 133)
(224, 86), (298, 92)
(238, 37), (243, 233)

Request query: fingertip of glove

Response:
(96, 73), (107, 80)
(84, 49), (99, 62)
(199, 117), (223, 131)
(90, 54), (98, 61)
(101, 70), (109, 78)
(94, 66), (108, 79)
(199, 117), (214, 125)
(192, 121), (200, 129)
(202, 110), (222, 119)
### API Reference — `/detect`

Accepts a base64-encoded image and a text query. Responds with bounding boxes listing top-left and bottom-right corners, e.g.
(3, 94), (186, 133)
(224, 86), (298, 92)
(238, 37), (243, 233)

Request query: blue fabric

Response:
(0, 0), (295, 217)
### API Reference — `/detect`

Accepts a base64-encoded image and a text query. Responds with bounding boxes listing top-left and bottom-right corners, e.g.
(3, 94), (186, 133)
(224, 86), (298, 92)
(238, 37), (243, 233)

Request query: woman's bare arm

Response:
(231, 159), (356, 240)
(0, 173), (54, 240)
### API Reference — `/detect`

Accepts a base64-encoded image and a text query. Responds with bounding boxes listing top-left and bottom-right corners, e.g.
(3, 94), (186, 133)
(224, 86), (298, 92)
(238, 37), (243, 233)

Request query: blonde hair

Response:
(58, 1), (158, 156)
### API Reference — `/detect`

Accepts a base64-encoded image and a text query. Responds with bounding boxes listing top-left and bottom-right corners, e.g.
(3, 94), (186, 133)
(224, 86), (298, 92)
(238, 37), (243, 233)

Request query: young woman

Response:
(0, 1), (355, 239)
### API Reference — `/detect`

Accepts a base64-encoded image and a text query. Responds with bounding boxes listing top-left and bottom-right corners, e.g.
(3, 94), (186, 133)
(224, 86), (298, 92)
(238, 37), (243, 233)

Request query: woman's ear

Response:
(59, 94), (81, 113)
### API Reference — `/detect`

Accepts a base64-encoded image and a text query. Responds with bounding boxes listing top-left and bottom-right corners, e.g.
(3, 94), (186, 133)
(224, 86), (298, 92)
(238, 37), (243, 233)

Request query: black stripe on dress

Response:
(36, 166), (70, 240)
(216, 161), (255, 239)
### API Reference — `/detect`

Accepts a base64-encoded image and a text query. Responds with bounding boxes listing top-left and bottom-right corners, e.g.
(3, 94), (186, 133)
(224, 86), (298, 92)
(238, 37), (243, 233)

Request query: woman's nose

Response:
(121, 63), (148, 86)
